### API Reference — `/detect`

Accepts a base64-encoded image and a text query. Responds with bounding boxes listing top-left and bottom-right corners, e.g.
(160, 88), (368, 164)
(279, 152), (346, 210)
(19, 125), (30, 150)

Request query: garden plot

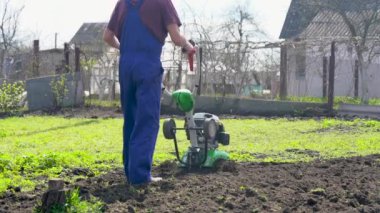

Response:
(0, 112), (379, 212)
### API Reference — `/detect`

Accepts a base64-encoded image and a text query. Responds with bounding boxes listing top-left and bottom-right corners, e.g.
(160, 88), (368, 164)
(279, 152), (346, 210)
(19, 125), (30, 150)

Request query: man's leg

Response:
(128, 71), (162, 185)
(119, 65), (136, 181)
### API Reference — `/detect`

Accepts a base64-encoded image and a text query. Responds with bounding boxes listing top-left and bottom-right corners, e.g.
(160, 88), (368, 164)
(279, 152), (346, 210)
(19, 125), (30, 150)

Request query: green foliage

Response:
(369, 98), (380, 105)
(310, 188), (326, 196)
(335, 97), (362, 105)
(50, 75), (69, 108)
(0, 81), (25, 113)
(80, 58), (97, 73)
(280, 96), (380, 106)
(65, 188), (104, 213)
(1, 116), (380, 195)
(34, 188), (104, 213)
(84, 98), (120, 108)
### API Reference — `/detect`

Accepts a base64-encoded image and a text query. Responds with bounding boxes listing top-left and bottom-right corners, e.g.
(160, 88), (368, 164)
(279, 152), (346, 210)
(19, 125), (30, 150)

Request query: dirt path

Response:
(1, 155), (379, 213)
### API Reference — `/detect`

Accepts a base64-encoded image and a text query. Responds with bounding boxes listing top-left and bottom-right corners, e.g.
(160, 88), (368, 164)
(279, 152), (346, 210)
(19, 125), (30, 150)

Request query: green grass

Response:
(0, 116), (380, 194)
(282, 96), (380, 106)
(84, 98), (120, 108)
(85, 96), (380, 110)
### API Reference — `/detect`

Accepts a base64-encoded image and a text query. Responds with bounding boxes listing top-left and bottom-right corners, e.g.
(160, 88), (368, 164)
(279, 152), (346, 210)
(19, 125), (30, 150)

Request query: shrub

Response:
(50, 75), (68, 109)
(0, 81), (25, 113)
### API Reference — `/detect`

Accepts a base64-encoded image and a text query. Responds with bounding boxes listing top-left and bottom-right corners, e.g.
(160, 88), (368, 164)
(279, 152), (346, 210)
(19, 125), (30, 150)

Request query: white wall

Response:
(287, 43), (380, 98)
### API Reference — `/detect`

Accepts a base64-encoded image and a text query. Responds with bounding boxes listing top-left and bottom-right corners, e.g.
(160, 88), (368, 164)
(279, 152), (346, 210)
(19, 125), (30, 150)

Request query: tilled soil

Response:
(1, 155), (379, 213)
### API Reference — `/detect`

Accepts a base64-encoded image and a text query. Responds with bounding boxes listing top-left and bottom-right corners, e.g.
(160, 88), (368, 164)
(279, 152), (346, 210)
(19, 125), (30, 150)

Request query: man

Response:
(103, 0), (195, 185)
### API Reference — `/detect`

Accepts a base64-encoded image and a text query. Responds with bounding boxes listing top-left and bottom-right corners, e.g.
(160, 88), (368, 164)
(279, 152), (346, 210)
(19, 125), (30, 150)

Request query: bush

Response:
(0, 81), (25, 113)
(50, 75), (68, 109)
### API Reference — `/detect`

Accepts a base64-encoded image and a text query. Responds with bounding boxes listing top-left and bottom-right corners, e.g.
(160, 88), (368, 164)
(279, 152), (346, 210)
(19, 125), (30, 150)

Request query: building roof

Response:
(40, 48), (64, 54)
(279, 0), (319, 39)
(279, 0), (380, 39)
(70, 22), (107, 45)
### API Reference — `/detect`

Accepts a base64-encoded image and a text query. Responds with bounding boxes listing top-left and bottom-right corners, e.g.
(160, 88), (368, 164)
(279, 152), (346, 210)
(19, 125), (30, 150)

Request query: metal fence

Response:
(2, 38), (380, 108)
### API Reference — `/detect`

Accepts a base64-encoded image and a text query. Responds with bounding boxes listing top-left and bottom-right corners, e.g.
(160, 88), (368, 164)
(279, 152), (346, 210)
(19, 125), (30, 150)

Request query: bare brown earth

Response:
(1, 155), (379, 213)
(1, 107), (379, 212)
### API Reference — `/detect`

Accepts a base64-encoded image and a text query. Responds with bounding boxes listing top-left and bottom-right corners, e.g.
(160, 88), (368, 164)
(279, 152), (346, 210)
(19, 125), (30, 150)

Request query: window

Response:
(295, 47), (306, 79)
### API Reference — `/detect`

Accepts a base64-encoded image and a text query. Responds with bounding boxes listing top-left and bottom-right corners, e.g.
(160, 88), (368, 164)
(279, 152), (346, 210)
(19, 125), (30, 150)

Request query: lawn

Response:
(0, 116), (379, 194)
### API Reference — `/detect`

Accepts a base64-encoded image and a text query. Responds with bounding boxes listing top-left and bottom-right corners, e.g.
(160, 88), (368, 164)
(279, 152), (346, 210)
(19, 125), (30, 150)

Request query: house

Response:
(70, 23), (110, 55)
(71, 23), (263, 98)
(70, 23), (119, 99)
(3, 48), (73, 82)
(280, 0), (380, 98)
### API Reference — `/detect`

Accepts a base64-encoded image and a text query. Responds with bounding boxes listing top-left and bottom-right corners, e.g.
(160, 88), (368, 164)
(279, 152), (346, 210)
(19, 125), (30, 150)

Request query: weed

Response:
(33, 188), (104, 213)
(310, 188), (326, 196)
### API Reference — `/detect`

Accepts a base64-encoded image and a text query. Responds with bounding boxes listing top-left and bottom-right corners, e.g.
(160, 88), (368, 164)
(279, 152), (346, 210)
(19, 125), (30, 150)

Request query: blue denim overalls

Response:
(119, 0), (163, 185)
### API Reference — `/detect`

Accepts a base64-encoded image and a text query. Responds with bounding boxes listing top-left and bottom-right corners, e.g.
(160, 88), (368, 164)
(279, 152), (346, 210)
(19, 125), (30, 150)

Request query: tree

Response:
(219, 4), (265, 96)
(166, 2), (270, 97)
(308, 0), (380, 104)
(0, 0), (24, 80)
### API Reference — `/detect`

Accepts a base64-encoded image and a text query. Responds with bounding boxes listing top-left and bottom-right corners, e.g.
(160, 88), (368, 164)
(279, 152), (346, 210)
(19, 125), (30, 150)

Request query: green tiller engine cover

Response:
(172, 89), (195, 112)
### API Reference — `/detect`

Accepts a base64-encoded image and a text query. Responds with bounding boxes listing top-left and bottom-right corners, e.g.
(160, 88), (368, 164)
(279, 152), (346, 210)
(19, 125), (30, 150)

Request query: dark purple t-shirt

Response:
(107, 0), (182, 44)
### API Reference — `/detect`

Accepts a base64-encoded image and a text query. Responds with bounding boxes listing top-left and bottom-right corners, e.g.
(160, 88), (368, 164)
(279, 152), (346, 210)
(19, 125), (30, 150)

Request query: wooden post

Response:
(354, 60), (359, 98)
(55, 33), (58, 49)
(197, 47), (203, 96)
(73, 46), (81, 106)
(322, 56), (328, 98)
(328, 42), (336, 114)
(110, 60), (117, 101)
(32, 40), (40, 77)
(279, 44), (288, 100)
(175, 61), (182, 90)
(41, 179), (67, 212)
(64, 43), (70, 72)
(75, 46), (80, 73)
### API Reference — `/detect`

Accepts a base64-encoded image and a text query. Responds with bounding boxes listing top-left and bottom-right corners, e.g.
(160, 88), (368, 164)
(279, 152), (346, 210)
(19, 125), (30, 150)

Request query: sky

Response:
(9, 0), (291, 49)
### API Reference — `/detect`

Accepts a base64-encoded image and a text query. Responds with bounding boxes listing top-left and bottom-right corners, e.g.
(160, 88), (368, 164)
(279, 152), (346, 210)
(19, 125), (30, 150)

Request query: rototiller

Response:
(162, 44), (230, 169)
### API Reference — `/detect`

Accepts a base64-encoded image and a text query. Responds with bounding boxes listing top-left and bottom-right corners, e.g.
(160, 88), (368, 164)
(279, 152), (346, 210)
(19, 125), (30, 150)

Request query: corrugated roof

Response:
(70, 22), (107, 45)
(299, 10), (380, 39)
(279, 0), (319, 39)
(280, 0), (380, 39)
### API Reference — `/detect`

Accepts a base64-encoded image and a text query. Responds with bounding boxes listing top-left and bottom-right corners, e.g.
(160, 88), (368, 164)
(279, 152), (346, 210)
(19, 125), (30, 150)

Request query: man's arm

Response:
(103, 28), (120, 50)
(167, 24), (194, 52)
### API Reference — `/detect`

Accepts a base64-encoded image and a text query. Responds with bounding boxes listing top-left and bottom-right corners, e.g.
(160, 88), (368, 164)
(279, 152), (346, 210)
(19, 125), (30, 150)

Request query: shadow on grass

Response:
(17, 120), (100, 137)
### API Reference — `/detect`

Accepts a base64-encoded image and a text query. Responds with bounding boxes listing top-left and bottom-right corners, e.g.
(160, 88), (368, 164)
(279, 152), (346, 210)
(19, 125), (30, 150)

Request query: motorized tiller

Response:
(163, 43), (230, 169)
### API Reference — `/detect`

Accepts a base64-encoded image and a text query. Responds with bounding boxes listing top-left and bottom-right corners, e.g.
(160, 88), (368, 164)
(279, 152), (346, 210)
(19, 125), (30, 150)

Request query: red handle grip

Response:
(188, 48), (196, 71)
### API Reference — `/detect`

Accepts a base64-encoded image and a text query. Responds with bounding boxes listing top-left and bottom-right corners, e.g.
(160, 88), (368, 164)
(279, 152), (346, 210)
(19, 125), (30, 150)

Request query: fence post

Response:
(73, 46), (81, 106)
(354, 60), (359, 98)
(32, 40), (40, 77)
(75, 46), (80, 73)
(328, 41), (336, 114)
(323, 56), (328, 98)
(110, 60), (117, 101)
(280, 44), (288, 100)
(64, 43), (70, 73)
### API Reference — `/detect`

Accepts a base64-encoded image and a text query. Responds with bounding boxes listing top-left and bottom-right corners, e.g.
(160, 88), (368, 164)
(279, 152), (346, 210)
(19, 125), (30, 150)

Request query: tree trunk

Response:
(174, 61), (182, 90)
(0, 51), (6, 80)
(357, 51), (369, 104)
(280, 45), (288, 100)
(222, 74), (227, 97)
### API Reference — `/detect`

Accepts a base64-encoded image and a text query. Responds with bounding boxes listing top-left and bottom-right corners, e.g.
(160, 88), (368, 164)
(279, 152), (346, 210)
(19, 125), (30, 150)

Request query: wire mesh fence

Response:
(1, 37), (380, 111)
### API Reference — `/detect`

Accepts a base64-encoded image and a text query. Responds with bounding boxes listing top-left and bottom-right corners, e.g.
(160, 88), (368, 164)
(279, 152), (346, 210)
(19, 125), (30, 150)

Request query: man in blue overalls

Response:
(104, 0), (195, 185)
